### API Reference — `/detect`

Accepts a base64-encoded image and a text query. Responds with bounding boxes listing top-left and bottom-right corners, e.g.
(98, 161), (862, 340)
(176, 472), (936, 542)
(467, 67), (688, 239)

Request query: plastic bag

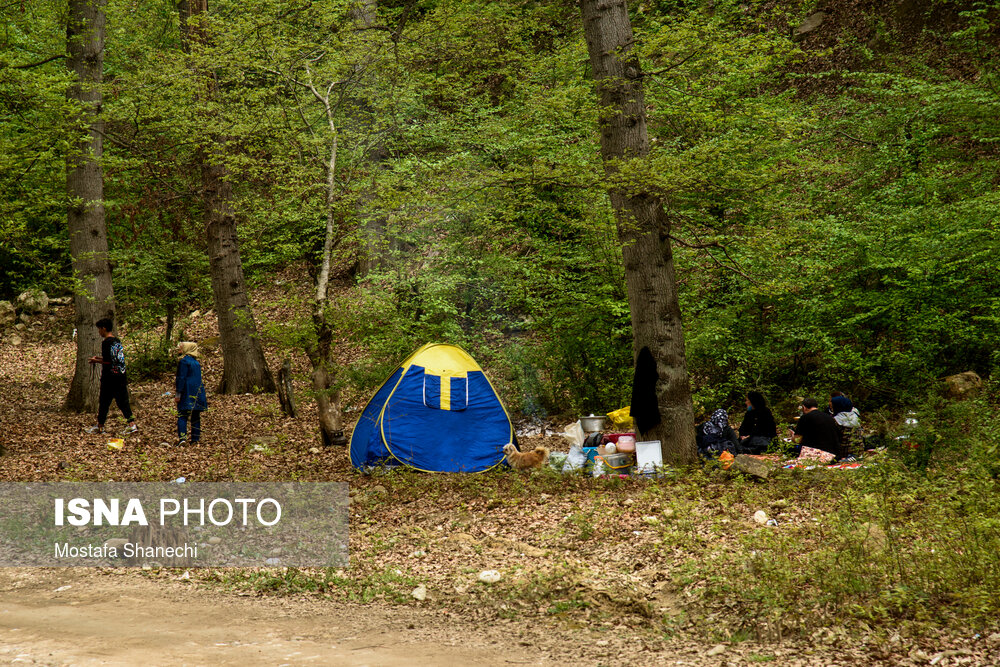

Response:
(607, 406), (634, 430)
(561, 421), (585, 448)
(562, 445), (587, 473)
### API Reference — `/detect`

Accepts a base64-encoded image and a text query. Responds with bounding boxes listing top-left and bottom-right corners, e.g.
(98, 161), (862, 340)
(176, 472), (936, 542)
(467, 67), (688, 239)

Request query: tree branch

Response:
(668, 233), (759, 284)
(834, 130), (879, 146)
(644, 51), (699, 77)
(13, 54), (66, 69)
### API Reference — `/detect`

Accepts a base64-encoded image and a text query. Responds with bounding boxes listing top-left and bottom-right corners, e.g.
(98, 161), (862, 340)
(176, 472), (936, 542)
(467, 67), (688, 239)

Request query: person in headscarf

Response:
(174, 342), (208, 445)
(738, 391), (777, 454)
(696, 408), (738, 458)
(829, 394), (860, 426)
(829, 392), (862, 457)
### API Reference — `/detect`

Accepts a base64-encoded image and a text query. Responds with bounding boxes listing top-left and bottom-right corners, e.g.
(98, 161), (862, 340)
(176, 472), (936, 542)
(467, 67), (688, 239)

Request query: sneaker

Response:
(84, 426), (104, 434)
(123, 424), (138, 434)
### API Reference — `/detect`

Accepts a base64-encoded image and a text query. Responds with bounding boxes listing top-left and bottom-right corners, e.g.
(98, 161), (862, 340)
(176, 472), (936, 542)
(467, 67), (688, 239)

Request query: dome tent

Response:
(349, 343), (514, 472)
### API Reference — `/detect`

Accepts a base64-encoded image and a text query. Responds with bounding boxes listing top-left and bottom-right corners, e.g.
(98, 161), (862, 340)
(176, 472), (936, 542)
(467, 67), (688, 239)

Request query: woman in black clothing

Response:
(738, 391), (777, 454)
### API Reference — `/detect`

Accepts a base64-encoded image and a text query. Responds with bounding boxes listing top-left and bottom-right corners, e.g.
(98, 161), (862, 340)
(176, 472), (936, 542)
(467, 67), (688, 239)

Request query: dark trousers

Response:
(738, 435), (771, 455)
(98, 375), (133, 425)
(178, 409), (202, 442)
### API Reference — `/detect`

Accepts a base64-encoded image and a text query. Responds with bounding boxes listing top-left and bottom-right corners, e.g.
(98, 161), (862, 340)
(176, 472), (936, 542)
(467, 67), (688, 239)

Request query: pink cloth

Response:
(798, 447), (835, 463)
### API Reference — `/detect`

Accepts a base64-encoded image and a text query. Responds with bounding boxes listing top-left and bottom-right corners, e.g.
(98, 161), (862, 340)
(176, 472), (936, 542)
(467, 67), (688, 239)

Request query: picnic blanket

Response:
(740, 453), (871, 471)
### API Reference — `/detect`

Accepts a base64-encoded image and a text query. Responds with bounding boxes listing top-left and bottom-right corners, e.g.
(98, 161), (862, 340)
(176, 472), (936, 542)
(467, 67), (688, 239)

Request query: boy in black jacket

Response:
(84, 318), (138, 435)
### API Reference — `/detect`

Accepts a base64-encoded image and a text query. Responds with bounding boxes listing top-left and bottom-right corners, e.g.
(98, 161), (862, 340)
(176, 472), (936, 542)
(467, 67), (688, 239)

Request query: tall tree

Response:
(65, 0), (113, 412)
(182, 0), (275, 394)
(580, 0), (696, 464)
(247, 1), (398, 446)
(287, 63), (349, 447)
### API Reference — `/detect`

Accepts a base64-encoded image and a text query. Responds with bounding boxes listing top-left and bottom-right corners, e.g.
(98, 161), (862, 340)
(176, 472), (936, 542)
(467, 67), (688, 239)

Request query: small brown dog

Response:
(503, 443), (550, 470)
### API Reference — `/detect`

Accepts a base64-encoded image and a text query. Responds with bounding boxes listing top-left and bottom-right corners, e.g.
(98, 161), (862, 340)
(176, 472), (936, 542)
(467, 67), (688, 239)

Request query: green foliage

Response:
(0, 2), (75, 297)
(112, 242), (211, 332)
(653, 2), (1000, 405)
(5, 0), (999, 414)
(126, 332), (177, 381)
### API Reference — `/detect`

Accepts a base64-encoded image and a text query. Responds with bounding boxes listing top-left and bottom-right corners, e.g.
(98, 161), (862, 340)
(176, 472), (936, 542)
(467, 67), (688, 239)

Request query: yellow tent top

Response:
(401, 343), (482, 376)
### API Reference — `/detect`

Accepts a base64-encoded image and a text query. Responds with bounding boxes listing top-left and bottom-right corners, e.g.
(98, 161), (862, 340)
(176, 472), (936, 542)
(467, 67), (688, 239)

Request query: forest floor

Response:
(1, 277), (997, 666)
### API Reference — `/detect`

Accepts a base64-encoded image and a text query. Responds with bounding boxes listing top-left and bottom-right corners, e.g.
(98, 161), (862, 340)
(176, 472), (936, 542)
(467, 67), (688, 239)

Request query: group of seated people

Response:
(695, 390), (863, 462)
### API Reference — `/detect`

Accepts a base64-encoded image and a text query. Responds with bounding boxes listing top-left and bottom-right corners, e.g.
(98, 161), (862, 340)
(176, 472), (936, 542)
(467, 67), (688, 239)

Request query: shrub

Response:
(127, 333), (176, 381)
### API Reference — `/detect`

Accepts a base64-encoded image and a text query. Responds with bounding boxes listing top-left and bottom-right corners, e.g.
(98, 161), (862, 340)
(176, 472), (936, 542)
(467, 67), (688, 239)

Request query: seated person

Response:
(829, 393), (862, 457)
(738, 391), (777, 454)
(696, 409), (738, 458)
(788, 397), (845, 459)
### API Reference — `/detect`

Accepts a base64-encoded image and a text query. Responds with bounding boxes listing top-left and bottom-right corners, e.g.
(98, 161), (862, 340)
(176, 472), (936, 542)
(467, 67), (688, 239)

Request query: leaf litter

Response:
(0, 281), (996, 665)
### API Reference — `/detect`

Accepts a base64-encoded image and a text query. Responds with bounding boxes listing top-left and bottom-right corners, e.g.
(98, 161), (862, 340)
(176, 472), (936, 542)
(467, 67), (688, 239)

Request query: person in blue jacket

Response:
(174, 342), (208, 445)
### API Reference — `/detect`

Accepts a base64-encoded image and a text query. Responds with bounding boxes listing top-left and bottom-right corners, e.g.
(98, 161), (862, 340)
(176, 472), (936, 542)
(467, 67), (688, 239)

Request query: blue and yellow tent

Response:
(349, 343), (514, 472)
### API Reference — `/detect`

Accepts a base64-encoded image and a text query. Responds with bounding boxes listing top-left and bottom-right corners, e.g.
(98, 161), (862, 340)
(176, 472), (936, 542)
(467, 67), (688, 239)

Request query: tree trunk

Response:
(277, 358), (297, 418)
(65, 0), (113, 413)
(182, 0), (275, 395)
(309, 360), (345, 446)
(580, 0), (696, 464)
(203, 159), (275, 394)
(307, 131), (346, 446)
(165, 301), (175, 343)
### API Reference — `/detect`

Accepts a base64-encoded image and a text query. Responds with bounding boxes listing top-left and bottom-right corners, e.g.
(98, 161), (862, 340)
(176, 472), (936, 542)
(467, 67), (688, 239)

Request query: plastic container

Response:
(601, 432), (636, 446)
(634, 440), (662, 476)
(599, 452), (635, 474)
(616, 435), (636, 453)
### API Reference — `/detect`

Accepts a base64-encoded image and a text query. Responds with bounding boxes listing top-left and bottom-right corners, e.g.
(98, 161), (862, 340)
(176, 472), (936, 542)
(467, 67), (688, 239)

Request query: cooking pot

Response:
(580, 414), (607, 432)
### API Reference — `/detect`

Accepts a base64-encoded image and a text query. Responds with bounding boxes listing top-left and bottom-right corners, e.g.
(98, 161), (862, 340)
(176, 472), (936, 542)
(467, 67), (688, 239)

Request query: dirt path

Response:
(0, 570), (540, 667)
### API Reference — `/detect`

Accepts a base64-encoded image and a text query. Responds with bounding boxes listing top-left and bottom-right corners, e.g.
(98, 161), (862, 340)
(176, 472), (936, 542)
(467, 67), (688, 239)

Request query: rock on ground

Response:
(16, 290), (48, 314)
(0, 301), (15, 326)
(734, 454), (772, 480)
(706, 643), (727, 656)
(794, 11), (826, 40)
(478, 570), (501, 584)
(944, 371), (983, 398)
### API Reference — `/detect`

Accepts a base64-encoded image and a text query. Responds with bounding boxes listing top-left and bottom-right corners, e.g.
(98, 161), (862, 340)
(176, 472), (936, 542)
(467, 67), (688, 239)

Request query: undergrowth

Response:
(198, 394), (1000, 641)
(685, 395), (1000, 638)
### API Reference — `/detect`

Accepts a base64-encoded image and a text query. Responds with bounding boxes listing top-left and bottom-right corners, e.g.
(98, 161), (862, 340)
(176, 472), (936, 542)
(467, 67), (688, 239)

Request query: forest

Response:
(4, 0), (997, 416)
(2, 0), (1000, 664)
